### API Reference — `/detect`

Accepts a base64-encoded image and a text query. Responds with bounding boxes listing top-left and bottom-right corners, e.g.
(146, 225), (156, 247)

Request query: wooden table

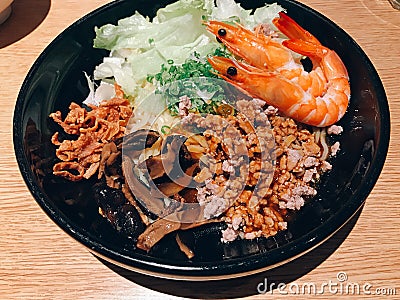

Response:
(1, 0), (399, 299)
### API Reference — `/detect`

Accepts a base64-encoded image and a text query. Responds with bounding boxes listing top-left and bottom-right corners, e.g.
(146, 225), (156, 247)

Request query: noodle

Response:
(314, 127), (321, 144)
(319, 128), (330, 161)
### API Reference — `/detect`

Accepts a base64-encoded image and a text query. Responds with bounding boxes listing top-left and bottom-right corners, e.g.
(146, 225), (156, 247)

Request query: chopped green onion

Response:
(161, 125), (171, 134)
(147, 48), (234, 116)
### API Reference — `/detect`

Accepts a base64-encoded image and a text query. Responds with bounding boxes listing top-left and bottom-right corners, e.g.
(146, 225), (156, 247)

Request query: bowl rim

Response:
(13, 0), (391, 279)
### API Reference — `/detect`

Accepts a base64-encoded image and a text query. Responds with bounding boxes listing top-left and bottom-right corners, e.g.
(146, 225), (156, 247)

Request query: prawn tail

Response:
(283, 39), (349, 80)
(273, 12), (321, 45)
(282, 39), (326, 60)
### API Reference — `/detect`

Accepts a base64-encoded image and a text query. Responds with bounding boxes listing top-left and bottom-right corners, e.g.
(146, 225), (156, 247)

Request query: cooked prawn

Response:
(206, 20), (293, 72)
(205, 12), (350, 127)
(206, 14), (326, 97)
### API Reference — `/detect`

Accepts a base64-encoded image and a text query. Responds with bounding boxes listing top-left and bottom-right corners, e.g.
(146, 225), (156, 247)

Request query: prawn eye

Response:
(227, 66), (237, 76)
(218, 28), (227, 36)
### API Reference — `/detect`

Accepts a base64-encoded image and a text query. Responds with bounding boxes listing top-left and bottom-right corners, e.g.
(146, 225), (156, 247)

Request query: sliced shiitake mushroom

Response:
(123, 129), (160, 153)
(122, 157), (167, 217)
(136, 209), (221, 252)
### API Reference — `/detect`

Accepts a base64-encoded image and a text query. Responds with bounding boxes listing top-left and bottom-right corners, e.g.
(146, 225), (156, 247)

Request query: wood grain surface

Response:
(0, 0), (399, 299)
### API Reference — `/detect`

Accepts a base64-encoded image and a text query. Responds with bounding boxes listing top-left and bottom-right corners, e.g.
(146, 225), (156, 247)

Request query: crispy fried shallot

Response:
(50, 84), (132, 181)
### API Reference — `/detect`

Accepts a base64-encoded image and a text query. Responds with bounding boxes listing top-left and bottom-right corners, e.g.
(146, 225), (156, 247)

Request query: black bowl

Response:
(13, 0), (390, 280)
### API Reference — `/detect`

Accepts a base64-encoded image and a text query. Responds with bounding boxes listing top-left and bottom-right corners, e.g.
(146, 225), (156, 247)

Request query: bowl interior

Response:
(14, 0), (389, 278)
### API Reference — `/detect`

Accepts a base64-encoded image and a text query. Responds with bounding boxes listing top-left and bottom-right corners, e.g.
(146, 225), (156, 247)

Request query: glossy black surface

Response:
(13, 0), (390, 278)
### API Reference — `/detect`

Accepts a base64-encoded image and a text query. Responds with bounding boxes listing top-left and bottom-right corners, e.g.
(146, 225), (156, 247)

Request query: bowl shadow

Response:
(96, 206), (363, 299)
(0, 0), (51, 49)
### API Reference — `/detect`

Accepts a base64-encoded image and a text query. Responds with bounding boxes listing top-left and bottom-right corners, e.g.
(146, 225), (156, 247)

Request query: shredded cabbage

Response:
(90, 0), (217, 103)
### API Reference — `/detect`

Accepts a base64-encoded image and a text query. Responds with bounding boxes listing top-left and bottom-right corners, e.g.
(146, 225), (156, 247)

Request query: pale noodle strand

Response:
(319, 128), (329, 161)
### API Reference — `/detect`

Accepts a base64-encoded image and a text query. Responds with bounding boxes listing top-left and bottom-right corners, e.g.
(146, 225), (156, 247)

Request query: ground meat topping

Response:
(186, 98), (335, 241)
(330, 141), (341, 156)
(221, 225), (239, 243)
(178, 95), (191, 117)
(327, 125), (343, 135)
(286, 148), (303, 171)
(321, 160), (333, 171)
